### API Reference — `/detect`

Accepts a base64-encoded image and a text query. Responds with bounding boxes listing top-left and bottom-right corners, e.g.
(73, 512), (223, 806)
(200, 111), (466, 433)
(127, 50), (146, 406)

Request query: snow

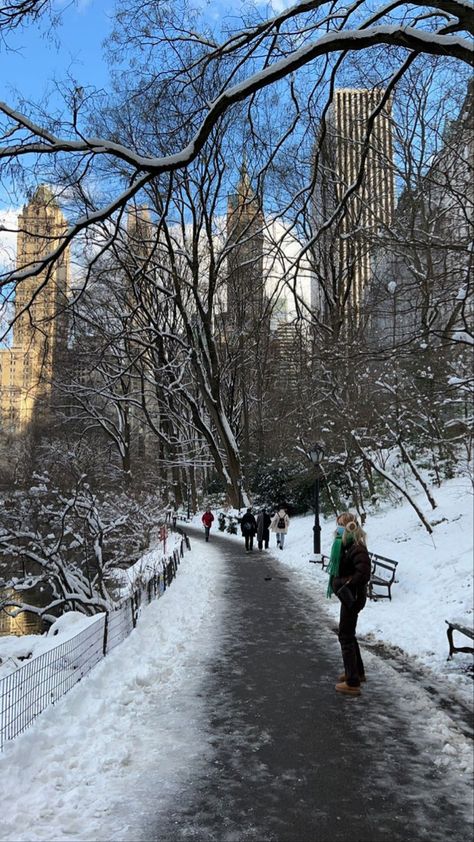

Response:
(0, 537), (226, 841)
(0, 534), (179, 678)
(0, 475), (472, 840)
(212, 474), (473, 703)
(452, 330), (474, 345)
(316, 477), (473, 674)
(112, 534), (176, 597)
(0, 612), (101, 678)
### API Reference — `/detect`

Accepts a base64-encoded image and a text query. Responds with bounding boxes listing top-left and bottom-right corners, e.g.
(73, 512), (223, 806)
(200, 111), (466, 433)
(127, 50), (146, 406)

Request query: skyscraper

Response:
(0, 186), (70, 432)
(226, 161), (265, 329)
(312, 88), (395, 327)
(367, 79), (473, 349)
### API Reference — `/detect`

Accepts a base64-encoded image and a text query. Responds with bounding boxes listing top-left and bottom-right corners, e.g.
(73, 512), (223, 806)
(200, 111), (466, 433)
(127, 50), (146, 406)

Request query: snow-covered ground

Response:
(0, 474), (472, 841)
(213, 473), (473, 697)
(252, 472), (474, 705)
(0, 533), (180, 679)
(0, 536), (227, 841)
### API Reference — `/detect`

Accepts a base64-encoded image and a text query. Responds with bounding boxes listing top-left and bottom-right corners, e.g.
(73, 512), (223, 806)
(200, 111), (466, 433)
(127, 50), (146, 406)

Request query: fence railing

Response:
(0, 534), (189, 750)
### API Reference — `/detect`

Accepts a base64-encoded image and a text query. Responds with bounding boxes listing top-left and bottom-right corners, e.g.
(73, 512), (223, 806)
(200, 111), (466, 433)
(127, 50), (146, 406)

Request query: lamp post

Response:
(237, 479), (243, 515)
(308, 443), (325, 557)
(187, 486), (191, 521)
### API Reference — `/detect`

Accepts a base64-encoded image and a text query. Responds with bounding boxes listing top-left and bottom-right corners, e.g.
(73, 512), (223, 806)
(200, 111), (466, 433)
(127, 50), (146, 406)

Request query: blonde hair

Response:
(336, 512), (367, 546)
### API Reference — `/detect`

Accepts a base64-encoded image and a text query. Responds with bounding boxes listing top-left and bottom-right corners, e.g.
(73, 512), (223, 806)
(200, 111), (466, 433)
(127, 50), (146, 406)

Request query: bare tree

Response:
(0, 474), (163, 623)
(0, 0), (472, 515)
(1, 2), (471, 291)
(0, 1), (53, 34)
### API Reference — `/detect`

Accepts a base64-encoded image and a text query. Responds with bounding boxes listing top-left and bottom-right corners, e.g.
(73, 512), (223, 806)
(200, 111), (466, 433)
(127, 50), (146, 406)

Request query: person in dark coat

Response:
(240, 508), (257, 552)
(256, 508), (271, 550)
(327, 512), (371, 696)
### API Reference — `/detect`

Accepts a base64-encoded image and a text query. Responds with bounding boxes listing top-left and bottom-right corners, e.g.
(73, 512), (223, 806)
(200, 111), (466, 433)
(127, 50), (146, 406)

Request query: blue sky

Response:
(0, 0), (114, 107)
(0, 0), (274, 106)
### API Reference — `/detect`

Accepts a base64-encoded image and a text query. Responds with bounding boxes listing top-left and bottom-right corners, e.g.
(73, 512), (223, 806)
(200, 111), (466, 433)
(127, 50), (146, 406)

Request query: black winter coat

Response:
(332, 542), (371, 598)
(256, 512), (271, 542)
(240, 512), (257, 536)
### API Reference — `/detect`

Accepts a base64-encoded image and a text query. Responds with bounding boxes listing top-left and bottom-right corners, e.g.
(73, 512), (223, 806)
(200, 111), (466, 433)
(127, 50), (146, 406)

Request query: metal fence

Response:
(0, 534), (189, 750)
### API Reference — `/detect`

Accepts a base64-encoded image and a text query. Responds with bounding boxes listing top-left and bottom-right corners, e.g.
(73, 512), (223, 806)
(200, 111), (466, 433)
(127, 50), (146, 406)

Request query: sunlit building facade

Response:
(0, 186), (69, 432)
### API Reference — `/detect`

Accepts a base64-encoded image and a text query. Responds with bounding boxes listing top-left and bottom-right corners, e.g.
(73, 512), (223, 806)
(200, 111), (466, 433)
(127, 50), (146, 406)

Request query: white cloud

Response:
(0, 209), (18, 272)
(76, 0), (94, 11)
(256, 0), (294, 12)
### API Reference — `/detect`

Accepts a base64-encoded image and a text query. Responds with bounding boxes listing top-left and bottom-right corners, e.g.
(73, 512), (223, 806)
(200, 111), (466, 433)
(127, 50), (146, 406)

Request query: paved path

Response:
(141, 528), (471, 842)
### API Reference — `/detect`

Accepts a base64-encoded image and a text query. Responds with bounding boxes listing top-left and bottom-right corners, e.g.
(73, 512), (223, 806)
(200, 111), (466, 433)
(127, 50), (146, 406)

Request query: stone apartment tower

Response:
(225, 163), (267, 458)
(226, 162), (265, 328)
(0, 186), (69, 432)
(126, 204), (153, 260)
(313, 88), (395, 328)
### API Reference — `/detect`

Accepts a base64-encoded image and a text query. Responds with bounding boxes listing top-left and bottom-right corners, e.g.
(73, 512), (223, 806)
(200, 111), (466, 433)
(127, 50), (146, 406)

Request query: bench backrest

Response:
(319, 551), (398, 582)
(445, 620), (474, 639)
(369, 554), (398, 583)
(369, 552), (398, 568)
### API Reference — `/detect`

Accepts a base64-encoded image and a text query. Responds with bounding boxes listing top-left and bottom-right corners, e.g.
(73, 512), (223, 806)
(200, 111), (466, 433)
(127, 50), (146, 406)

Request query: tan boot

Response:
(335, 681), (361, 696)
(338, 673), (366, 683)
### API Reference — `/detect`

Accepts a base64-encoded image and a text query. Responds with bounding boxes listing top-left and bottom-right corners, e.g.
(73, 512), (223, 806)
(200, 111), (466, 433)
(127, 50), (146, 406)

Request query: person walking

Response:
(201, 508), (214, 542)
(327, 512), (371, 697)
(270, 508), (289, 549)
(256, 508), (271, 550)
(240, 508), (257, 552)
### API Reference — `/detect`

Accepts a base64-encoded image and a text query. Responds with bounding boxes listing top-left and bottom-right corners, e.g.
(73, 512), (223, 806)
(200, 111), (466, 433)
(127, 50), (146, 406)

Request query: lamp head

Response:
(308, 442), (324, 465)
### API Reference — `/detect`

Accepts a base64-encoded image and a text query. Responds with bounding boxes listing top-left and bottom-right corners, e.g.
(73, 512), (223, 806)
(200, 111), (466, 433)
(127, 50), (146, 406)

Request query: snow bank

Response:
(211, 474), (473, 704)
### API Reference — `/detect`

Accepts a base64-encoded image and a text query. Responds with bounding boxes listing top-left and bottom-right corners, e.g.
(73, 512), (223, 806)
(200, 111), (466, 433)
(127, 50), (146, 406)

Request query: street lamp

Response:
(308, 443), (325, 557)
(187, 486), (191, 521)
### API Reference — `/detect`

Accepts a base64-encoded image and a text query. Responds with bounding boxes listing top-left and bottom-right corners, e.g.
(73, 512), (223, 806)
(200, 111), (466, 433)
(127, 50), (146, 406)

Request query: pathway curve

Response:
(142, 527), (472, 842)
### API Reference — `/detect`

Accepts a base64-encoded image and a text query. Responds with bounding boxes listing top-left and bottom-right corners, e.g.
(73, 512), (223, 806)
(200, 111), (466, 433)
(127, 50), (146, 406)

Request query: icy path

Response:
(137, 530), (473, 842)
(0, 526), (472, 842)
(0, 538), (226, 841)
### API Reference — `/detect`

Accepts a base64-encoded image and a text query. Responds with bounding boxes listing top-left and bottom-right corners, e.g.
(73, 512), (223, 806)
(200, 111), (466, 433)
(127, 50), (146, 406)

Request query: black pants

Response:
(244, 534), (254, 551)
(338, 593), (366, 686)
(258, 531), (269, 550)
(204, 526), (210, 542)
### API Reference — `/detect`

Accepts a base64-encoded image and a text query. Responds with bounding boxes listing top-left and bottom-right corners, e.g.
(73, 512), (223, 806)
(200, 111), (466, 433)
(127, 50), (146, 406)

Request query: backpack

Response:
(277, 517), (286, 530)
(242, 521), (253, 533)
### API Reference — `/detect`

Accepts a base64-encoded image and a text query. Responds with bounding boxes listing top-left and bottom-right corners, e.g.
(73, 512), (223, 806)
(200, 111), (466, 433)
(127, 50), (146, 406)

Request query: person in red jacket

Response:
(201, 508), (214, 542)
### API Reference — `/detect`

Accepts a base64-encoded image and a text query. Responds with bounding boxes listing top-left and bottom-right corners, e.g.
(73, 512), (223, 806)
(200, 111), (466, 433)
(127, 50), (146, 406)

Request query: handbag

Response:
(336, 582), (356, 609)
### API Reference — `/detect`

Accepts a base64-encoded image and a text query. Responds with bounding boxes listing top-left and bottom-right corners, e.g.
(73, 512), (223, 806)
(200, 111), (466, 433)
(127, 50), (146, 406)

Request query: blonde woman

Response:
(327, 512), (371, 696)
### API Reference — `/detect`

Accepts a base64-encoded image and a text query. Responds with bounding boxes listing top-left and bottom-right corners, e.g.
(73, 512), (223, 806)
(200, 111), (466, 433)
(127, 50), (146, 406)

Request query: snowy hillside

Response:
(214, 473), (474, 705)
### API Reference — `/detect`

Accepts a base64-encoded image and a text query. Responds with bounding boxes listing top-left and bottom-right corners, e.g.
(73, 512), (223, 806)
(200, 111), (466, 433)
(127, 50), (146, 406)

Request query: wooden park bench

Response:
(445, 621), (474, 660)
(367, 553), (398, 601)
(310, 554), (330, 571)
(311, 551), (398, 601)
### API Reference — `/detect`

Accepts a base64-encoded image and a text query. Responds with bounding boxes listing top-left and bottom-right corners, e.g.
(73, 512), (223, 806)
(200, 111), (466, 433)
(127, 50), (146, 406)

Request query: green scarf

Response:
(326, 533), (353, 598)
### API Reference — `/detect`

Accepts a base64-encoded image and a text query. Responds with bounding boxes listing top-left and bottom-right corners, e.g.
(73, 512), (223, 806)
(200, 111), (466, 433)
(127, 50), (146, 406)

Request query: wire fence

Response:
(0, 532), (191, 751)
